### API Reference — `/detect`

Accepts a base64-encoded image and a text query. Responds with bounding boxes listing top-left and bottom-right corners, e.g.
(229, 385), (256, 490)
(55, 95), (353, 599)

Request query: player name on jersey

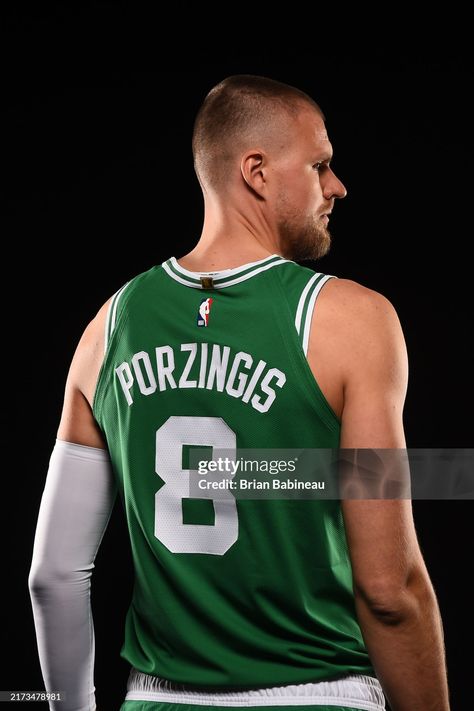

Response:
(115, 342), (286, 413)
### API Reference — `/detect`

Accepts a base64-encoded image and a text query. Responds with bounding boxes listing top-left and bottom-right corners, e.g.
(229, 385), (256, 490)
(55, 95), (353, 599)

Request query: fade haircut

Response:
(192, 75), (324, 189)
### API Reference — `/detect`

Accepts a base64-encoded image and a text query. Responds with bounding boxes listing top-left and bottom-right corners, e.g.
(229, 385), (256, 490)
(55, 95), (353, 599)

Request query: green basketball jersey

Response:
(93, 253), (375, 688)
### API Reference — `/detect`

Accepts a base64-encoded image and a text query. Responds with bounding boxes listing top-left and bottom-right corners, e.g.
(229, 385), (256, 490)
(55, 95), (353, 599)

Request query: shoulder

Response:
(86, 266), (161, 354)
(81, 296), (113, 352)
(276, 260), (400, 317)
(56, 295), (114, 446)
(71, 296), (114, 404)
(315, 276), (404, 340)
(310, 277), (407, 382)
(317, 277), (402, 330)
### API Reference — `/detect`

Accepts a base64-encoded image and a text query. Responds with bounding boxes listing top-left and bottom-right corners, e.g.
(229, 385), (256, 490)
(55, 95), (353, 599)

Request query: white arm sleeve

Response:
(28, 439), (117, 711)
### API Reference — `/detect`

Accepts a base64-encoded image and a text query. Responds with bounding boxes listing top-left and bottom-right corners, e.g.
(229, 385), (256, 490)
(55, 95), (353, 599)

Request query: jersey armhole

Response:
(295, 272), (336, 356)
(293, 271), (341, 427)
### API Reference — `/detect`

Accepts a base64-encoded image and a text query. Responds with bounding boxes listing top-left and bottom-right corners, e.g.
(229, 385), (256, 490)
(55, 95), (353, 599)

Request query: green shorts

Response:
(120, 703), (363, 711)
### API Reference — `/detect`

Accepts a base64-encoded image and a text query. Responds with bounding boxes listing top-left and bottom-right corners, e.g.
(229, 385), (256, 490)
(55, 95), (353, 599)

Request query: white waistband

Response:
(125, 669), (386, 710)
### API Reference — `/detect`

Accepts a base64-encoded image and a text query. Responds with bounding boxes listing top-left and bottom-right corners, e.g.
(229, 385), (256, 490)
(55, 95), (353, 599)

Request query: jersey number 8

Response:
(155, 416), (238, 555)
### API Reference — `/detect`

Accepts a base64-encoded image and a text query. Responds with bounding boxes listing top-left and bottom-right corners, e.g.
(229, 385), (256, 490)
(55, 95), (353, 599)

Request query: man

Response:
(29, 75), (450, 711)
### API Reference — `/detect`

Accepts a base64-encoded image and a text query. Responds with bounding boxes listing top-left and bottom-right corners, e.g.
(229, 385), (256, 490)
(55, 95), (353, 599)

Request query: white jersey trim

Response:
(169, 254), (282, 278)
(125, 669), (385, 710)
(301, 274), (334, 356)
(163, 255), (290, 289)
(162, 261), (208, 289)
(103, 297), (114, 355)
(295, 273), (336, 356)
(295, 272), (323, 334)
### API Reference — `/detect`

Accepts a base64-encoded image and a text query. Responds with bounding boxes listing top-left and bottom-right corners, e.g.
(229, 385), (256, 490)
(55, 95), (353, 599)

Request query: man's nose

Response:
(324, 169), (347, 200)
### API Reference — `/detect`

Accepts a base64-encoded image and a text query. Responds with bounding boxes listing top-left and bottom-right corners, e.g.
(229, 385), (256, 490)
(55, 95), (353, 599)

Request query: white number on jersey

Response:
(154, 416), (238, 554)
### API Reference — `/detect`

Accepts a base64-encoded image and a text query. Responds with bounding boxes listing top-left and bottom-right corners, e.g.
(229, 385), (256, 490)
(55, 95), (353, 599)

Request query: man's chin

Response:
(289, 230), (331, 262)
(277, 217), (332, 261)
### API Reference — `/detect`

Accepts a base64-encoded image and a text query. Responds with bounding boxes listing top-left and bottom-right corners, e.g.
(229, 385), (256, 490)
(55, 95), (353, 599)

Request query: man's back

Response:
(93, 254), (376, 688)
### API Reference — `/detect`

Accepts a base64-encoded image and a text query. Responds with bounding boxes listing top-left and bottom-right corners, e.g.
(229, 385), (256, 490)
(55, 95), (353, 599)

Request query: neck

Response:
(179, 193), (281, 271)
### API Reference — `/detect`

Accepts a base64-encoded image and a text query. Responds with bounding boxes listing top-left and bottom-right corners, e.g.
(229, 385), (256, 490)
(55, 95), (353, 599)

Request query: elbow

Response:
(28, 565), (56, 598)
(28, 561), (93, 599)
(354, 574), (436, 625)
(28, 563), (54, 599)
(356, 591), (415, 625)
(29, 561), (45, 597)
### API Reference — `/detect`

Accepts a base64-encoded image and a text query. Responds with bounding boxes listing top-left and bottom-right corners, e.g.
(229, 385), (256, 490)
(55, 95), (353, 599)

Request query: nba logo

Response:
(197, 297), (213, 327)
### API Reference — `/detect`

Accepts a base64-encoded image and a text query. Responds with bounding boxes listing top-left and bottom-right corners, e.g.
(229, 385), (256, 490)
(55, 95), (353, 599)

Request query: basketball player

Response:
(29, 76), (450, 711)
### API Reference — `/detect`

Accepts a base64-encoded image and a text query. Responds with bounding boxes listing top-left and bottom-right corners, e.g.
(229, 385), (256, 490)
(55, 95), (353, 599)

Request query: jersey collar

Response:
(162, 254), (289, 289)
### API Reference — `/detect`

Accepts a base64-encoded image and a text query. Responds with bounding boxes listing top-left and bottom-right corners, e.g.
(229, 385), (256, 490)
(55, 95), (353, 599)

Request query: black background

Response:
(2, 5), (473, 710)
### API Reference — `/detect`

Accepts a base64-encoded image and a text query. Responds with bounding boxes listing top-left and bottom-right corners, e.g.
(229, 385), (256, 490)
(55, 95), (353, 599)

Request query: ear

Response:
(240, 150), (267, 197)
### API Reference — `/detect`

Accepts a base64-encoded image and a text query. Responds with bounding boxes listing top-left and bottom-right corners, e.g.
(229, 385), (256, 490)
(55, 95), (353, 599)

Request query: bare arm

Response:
(308, 279), (450, 711)
(57, 297), (112, 447)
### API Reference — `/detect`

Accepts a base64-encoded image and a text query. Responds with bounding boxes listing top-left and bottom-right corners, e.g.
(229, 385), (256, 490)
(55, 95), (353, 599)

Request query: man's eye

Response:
(313, 162), (324, 172)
